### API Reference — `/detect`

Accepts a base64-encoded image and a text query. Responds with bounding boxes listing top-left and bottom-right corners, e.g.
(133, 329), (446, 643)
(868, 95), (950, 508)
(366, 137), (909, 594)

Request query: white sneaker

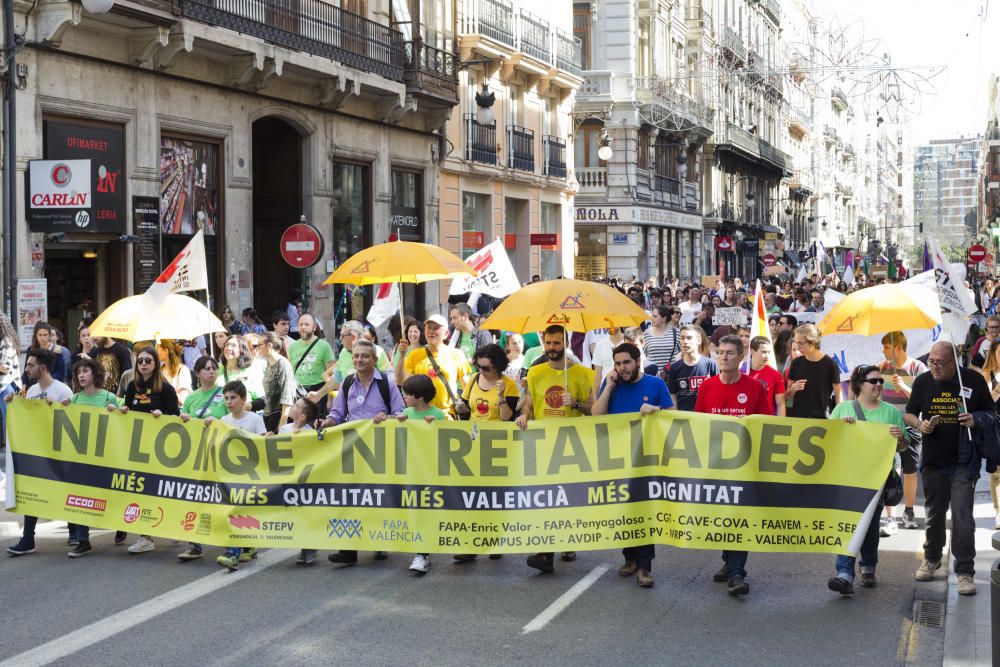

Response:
(994, 512), (1000, 530)
(127, 536), (155, 554)
(409, 554), (429, 574)
(957, 574), (977, 596)
(880, 517), (897, 537)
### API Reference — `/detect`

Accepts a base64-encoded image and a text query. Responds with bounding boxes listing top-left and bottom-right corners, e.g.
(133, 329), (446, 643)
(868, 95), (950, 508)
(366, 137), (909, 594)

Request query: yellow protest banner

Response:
(4, 400), (895, 555)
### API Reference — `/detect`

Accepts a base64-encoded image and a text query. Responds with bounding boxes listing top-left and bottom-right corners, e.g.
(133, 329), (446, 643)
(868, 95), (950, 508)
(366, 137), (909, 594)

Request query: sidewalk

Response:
(943, 473), (996, 666)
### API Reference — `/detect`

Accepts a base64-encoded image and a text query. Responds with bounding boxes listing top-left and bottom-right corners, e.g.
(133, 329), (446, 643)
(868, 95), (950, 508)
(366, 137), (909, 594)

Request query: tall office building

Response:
(913, 137), (982, 247)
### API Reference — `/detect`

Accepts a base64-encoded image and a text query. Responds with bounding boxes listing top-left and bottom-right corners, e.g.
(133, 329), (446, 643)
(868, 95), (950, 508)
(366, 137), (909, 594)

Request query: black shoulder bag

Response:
(425, 348), (466, 418)
(852, 399), (903, 506)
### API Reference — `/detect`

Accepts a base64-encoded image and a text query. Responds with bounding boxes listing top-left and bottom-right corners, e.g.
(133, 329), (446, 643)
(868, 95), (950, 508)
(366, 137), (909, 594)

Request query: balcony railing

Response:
(717, 123), (791, 171)
(831, 87), (848, 110)
(655, 175), (681, 195)
(791, 105), (811, 130)
(747, 48), (765, 83)
(823, 124), (840, 144)
(763, 0), (781, 24)
(462, 0), (582, 76)
(631, 77), (714, 130)
(507, 125), (535, 172)
(181, 0), (405, 82)
(555, 30), (583, 77)
(543, 136), (566, 178)
(465, 114), (498, 165)
(576, 167), (607, 192)
(721, 25), (746, 63)
(403, 39), (458, 104)
(579, 70), (613, 97)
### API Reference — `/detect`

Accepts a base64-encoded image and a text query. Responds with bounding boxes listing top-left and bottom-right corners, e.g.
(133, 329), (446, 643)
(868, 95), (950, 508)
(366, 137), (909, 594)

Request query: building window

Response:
(573, 3), (591, 70)
(332, 161), (370, 325)
(574, 126), (604, 168)
(574, 229), (606, 280)
(462, 192), (490, 258)
(638, 129), (651, 170)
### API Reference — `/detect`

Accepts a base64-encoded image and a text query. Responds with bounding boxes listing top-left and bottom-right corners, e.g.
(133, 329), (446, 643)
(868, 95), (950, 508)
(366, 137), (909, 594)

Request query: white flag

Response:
(842, 263), (855, 288)
(795, 264), (807, 283)
(367, 281), (399, 327)
(143, 230), (209, 309)
(926, 237), (977, 317)
(449, 239), (520, 298)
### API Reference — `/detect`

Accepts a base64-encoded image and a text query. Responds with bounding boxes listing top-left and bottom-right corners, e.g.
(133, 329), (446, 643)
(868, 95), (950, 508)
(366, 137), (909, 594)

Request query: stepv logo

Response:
(229, 515), (261, 530)
(328, 518), (363, 539)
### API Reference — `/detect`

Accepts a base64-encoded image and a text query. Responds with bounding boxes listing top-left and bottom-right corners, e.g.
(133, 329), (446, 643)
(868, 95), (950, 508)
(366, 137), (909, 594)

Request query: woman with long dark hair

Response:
(119, 346), (180, 555)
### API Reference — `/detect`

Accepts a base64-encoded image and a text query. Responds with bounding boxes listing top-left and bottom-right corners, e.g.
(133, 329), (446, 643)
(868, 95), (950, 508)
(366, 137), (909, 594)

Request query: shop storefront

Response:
(573, 205), (702, 282)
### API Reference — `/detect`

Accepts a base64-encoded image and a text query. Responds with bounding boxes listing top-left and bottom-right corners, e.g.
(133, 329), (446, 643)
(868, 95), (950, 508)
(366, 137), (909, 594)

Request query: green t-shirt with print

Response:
(182, 386), (227, 418)
(403, 405), (447, 421)
(71, 389), (120, 408)
(289, 337), (335, 387)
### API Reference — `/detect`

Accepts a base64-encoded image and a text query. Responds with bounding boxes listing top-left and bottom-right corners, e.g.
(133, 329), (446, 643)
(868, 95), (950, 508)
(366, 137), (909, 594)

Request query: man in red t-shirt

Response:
(746, 336), (786, 416)
(695, 334), (771, 597)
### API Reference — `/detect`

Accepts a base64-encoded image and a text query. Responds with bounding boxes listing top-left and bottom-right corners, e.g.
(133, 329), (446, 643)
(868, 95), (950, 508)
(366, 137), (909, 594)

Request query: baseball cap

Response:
(425, 313), (448, 328)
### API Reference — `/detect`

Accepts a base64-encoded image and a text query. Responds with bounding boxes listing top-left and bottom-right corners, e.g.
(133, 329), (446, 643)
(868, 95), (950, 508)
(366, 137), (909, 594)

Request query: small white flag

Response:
(927, 237), (977, 317)
(367, 281), (399, 327)
(842, 263), (855, 288)
(795, 264), (807, 283)
(449, 239), (520, 298)
(142, 230), (209, 309)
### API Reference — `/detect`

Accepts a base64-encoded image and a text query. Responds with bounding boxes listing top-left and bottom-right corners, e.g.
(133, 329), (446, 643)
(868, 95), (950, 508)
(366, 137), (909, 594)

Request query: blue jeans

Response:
(835, 502), (883, 581)
(70, 524), (89, 542)
(224, 547), (242, 558)
(724, 550), (748, 578)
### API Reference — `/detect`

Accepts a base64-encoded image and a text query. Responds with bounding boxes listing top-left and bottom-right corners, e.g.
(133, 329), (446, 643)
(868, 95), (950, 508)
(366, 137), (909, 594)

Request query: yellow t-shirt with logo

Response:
(404, 345), (471, 416)
(526, 362), (595, 419)
(462, 374), (520, 421)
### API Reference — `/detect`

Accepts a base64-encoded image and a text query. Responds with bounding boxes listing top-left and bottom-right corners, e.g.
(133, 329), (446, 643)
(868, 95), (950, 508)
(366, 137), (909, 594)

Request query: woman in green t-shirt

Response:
(181, 356), (227, 421)
(56, 358), (119, 557)
(826, 364), (908, 595)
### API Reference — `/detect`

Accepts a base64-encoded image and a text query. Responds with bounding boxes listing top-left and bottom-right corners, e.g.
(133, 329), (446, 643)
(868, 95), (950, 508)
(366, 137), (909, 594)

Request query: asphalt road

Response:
(0, 513), (944, 667)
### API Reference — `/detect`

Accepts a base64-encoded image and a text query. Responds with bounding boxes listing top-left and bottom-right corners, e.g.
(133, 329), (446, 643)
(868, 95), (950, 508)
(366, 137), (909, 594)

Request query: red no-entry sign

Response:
(968, 244), (987, 263)
(280, 223), (324, 268)
(762, 253), (776, 267)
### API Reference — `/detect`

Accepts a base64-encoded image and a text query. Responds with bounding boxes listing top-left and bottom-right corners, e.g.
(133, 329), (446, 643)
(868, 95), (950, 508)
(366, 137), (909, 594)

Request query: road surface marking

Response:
(522, 564), (609, 635)
(0, 548), (294, 667)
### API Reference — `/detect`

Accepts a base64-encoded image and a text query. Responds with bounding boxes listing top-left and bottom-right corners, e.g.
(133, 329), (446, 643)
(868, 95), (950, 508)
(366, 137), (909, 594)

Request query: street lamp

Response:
(474, 81), (495, 125)
(597, 128), (613, 161)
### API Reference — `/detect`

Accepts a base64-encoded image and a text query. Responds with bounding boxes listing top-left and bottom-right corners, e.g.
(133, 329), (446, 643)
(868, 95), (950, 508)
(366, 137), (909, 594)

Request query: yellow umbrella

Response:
(89, 293), (226, 342)
(480, 279), (648, 333)
(323, 241), (476, 286)
(816, 282), (942, 336)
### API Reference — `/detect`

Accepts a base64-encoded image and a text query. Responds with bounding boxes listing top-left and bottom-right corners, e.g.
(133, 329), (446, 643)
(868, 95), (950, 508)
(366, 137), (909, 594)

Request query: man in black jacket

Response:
(905, 341), (993, 596)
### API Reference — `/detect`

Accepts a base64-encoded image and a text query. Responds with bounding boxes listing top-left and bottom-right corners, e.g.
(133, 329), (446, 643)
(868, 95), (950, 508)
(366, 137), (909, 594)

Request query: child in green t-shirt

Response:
(397, 374), (444, 575)
(397, 374), (447, 423)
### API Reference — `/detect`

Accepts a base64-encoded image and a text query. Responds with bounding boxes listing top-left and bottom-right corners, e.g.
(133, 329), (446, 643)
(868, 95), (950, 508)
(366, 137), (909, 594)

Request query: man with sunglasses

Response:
(904, 342), (993, 596)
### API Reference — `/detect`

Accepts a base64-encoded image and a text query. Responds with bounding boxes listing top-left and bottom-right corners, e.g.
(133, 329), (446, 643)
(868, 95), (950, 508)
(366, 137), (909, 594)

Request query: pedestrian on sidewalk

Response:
(826, 365), (909, 594)
(905, 341), (994, 596)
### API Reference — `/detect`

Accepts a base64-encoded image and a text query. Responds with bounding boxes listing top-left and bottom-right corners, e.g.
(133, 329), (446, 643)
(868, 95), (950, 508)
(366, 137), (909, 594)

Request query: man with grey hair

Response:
(904, 341), (994, 596)
(449, 302), (494, 364)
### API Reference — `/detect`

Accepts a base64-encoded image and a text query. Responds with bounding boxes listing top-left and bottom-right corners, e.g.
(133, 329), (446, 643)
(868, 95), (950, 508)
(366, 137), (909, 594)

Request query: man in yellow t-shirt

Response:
(396, 314), (471, 418)
(515, 324), (595, 573)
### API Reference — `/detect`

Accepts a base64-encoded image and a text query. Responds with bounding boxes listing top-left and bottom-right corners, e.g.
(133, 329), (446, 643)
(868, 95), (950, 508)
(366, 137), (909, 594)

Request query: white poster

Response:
(16, 280), (48, 351)
(449, 239), (520, 298)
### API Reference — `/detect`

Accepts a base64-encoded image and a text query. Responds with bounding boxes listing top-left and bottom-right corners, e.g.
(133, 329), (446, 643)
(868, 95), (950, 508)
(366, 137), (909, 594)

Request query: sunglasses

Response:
(136, 357), (155, 365)
(476, 364), (493, 372)
(862, 378), (885, 385)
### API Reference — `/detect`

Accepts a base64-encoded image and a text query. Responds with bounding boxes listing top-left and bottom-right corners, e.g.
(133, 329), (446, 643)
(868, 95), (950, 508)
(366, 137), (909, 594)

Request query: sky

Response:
(814, 0), (1000, 144)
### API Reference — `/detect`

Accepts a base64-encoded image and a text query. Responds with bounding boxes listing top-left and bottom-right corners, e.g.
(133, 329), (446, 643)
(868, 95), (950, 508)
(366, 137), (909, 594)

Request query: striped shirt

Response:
(644, 327), (680, 376)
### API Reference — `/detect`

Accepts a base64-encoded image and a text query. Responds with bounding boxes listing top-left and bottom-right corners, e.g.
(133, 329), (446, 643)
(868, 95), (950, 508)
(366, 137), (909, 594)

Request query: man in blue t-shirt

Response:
(592, 342), (673, 588)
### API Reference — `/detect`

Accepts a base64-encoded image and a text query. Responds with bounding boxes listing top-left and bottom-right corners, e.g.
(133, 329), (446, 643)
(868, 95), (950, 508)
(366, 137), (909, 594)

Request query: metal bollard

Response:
(992, 532), (1000, 666)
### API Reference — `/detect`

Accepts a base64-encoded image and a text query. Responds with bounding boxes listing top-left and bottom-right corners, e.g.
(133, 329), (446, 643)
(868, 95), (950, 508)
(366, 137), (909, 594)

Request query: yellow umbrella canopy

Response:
(480, 279), (649, 334)
(323, 241), (476, 285)
(89, 294), (226, 342)
(816, 282), (942, 336)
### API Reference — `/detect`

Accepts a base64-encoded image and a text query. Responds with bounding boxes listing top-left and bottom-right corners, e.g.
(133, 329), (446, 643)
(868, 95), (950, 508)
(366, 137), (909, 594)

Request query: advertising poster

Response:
(160, 137), (219, 236)
(15, 280), (47, 350)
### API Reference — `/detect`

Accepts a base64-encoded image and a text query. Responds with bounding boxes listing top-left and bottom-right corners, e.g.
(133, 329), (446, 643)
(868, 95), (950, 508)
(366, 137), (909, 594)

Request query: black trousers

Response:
(623, 544), (655, 570)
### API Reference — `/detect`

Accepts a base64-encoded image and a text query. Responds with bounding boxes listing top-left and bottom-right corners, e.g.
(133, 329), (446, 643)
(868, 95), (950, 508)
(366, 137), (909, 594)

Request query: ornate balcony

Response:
(831, 87), (849, 112)
(763, 0), (781, 25)
(181, 0), (404, 82)
(629, 77), (714, 138)
(404, 39), (458, 109)
(575, 167), (607, 195)
(721, 25), (746, 64)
